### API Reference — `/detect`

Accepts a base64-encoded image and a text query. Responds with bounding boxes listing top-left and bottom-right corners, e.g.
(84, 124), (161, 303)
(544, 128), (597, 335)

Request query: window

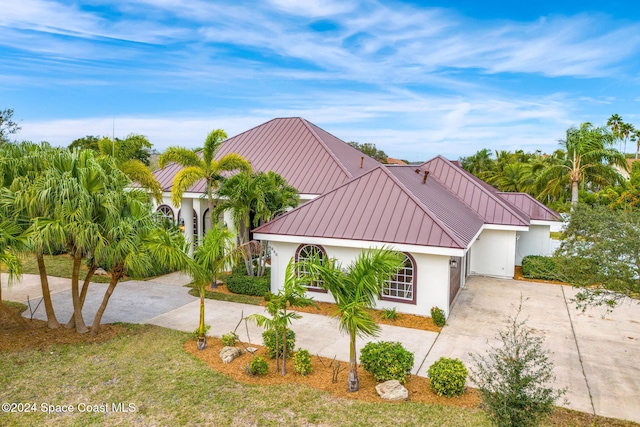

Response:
(295, 244), (327, 293)
(381, 253), (415, 303)
(157, 205), (174, 223)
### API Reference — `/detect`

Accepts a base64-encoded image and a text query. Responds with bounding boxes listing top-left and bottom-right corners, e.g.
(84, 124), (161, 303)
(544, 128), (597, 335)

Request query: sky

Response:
(2, 0), (640, 161)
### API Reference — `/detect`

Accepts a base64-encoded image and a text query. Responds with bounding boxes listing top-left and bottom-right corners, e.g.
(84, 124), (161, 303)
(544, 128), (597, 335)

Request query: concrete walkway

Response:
(3, 272), (639, 423)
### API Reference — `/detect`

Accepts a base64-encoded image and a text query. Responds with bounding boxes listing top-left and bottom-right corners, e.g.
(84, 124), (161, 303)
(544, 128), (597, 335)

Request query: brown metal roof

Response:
(422, 156), (529, 227)
(253, 165), (470, 249)
(497, 192), (560, 221)
(153, 117), (380, 195)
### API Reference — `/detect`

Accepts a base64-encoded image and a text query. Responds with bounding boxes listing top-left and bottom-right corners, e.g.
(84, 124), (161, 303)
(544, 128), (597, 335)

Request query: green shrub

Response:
(381, 307), (399, 320)
(192, 324), (210, 340)
(360, 341), (414, 384)
(427, 357), (468, 397)
(521, 256), (558, 281)
(225, 266), (271, 296)
(293, 348), (312, 376)
(248, 356), (268, 375)
(220, 331), (239, 347)
(431, 306), (446, 327)
(262, 327), (296, 359)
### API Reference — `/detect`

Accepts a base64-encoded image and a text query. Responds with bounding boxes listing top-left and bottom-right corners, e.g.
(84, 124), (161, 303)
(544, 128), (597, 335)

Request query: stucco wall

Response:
(469, 229), (516, 279)
(269, 241), (452, 317)
(515, 224), (551, 265)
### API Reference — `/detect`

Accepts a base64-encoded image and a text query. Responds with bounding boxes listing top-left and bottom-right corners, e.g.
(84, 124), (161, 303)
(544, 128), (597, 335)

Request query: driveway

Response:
(421, 276), (640, 424)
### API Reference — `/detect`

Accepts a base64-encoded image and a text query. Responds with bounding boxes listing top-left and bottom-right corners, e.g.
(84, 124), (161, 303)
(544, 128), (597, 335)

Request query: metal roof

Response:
(497, 192), (560, 221)
(153, 117), (380, 195)
(422, 156), (530, 227)
(253, 165), (471, 249)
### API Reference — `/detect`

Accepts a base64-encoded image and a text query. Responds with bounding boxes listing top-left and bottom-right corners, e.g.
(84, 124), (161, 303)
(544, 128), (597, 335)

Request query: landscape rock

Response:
(375, 380), (408, 401)
(95, 268), (108, 276)
(219, 346), (242, 364)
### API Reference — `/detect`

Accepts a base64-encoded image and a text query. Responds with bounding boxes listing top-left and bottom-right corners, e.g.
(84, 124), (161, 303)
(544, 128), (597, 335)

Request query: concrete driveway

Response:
(422, 276), (640, 424)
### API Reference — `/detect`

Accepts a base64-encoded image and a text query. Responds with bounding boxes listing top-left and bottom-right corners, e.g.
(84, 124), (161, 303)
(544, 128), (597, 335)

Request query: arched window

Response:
(156, 205), (174, 223)
(295, 244), (327, 293)
(381, 253), (415, 304)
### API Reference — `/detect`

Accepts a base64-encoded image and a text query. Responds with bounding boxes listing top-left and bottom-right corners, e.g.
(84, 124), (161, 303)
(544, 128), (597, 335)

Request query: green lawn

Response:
(1, 325), (636, 427)
(185, 282), (264, 305)
(20, 255), (128, 284)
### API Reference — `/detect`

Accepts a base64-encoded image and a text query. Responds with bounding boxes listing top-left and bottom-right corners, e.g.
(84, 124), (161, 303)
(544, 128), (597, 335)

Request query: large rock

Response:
(219, 346), (242, 364)
(375, 380), (408, 401)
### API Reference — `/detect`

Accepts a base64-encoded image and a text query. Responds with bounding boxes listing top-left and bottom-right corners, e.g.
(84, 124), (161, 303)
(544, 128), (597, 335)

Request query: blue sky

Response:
(2, 0), (639, 161)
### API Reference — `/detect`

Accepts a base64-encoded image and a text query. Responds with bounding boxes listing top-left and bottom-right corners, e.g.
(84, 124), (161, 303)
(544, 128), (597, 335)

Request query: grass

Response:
(20, 255), (117, 284)
(185, 283), (264, 305)
(0, 325), (636, 427)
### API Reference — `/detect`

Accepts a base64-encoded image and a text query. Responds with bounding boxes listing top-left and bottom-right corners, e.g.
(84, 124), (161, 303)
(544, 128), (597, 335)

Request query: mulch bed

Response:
(185, 337), (480, 407)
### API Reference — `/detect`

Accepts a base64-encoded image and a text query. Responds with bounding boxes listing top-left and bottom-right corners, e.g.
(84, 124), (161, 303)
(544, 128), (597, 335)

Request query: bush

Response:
(192, 324), (210, 340)
(381, 307), (399, 320)
(470, 300), (566, 427)
(293, 348), (312, 376)
(431, 306), (446, 327)
(521, 256), (559, 281)
(248, 356), (268, 375)
(262, 327), (296, 359)
(220, 331), (238, 347)
(225, 265), (271, 296)
(428, 357), (468, 397)
(360, 341), (414, 384)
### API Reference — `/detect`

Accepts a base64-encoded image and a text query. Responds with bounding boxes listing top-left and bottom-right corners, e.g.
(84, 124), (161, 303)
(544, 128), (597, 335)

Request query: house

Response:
(153, 117), (560, 317)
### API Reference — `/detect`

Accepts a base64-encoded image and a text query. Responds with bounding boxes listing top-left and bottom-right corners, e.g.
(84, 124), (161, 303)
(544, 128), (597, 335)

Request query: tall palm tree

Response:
(302, 248), (405, 392)
(537, 123), (626, 206)
(158, 129), (251, 229)
(0, 220), (28, 328)
(90, 191), (192, 336)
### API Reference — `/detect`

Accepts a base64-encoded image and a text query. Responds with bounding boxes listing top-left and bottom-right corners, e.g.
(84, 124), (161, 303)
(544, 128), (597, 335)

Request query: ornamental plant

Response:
(248, 356), (268, 376)
(427, 357), (468, 397)
(431, 306), (446, 327)
(220, 331), (239, 347)
(293, 348), (312, 376)
(360, 341), (414, 384)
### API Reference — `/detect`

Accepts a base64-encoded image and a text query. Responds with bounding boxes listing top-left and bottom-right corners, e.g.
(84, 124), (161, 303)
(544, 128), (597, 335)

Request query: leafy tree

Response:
(0, 109), (20, 144)
(470, 298), (566, 427)
(69, 135), (101, 152)
(537, 123), (626, 206)
(302, 248), (405, 392)
(250, 258), (317, 375)
(215, 171), (298, 276)
(460, 148), (494, 176)
(0, 220), (28, 328)
(347, 141), (387, 163)
(554, 204), (640, 309)
(158, 129), (251, 230)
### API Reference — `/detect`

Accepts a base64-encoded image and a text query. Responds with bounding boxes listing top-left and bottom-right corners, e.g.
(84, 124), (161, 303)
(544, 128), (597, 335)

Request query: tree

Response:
(91, 194), (192, 336)
(460, 148), (495, 177)
(554, 204), (640, 309)
(0, 220), (29, 328)
(470, 298), (566, 427)
(215, 171), (298, 276)
(0, 109), (20, 144)
(250, 258), (317, 375)
(158, 129), (251, 230)
(302, 248), (405, 391)
(70, 134), (153, 165)
(69, 135), (100, 152)
(537, 123), (626, 206)
(347, 142), (387, 163)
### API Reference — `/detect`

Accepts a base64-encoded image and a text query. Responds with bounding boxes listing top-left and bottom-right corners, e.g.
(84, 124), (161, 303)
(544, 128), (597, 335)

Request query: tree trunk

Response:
(208, 195), (216, 231)
(36, 253), (59, 329)
(197, 284), (207, 350)
(90, 270), (122, 337)
(66, 263), (97, 329)
(348, 333), (359, 392)
(281, 323), (287, 376)
(71, 252), (88, 333)
(571, 180), (579, 207)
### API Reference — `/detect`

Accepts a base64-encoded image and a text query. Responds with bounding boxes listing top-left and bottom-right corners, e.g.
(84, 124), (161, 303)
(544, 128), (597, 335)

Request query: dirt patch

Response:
(185, 337), (479, 407)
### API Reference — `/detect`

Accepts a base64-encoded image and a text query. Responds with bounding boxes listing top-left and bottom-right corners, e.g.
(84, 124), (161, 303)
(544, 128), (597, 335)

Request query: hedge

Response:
(521, 255), (559, 281)
(225, 264), (271, 296)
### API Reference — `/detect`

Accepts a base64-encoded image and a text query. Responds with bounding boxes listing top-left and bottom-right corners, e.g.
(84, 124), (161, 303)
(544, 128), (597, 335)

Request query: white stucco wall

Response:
(269, 241), (452, 317)
(515, 224), (551, 265)
(469, 229), (516, 279)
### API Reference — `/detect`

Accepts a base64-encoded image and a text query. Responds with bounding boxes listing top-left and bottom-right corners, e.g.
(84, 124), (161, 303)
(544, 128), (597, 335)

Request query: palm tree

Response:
(302, 248), (405, 392)
(158, 130), (251, 229)
(460, 148), (495, 177)
(537, 123), (626, 206)
(0, 220), (29, 328)
(192, 223), (240, 349)
(90, 191), (192, 336)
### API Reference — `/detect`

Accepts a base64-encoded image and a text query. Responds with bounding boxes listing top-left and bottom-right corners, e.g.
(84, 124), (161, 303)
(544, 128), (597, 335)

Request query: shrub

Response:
(381, 307), (399, 321)
(470, 299), (566, 427)
(431, 306), (446, 327)
(293, 348), (312, 376)
(192, 324), (210, 340)
(248, 356), (268, 376)
(360, 341), (414, 384)
(220, 331), (239, 347)
(521, 256), (558, 281)
(428, 357), (468, 397)
(262, 327), (296, 359)
(225, 265), (271, 296)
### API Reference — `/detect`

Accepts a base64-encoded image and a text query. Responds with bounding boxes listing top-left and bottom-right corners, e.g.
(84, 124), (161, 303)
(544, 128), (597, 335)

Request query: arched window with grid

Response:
(295, 244), (327, 293)
(381, 253), (416, 304)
